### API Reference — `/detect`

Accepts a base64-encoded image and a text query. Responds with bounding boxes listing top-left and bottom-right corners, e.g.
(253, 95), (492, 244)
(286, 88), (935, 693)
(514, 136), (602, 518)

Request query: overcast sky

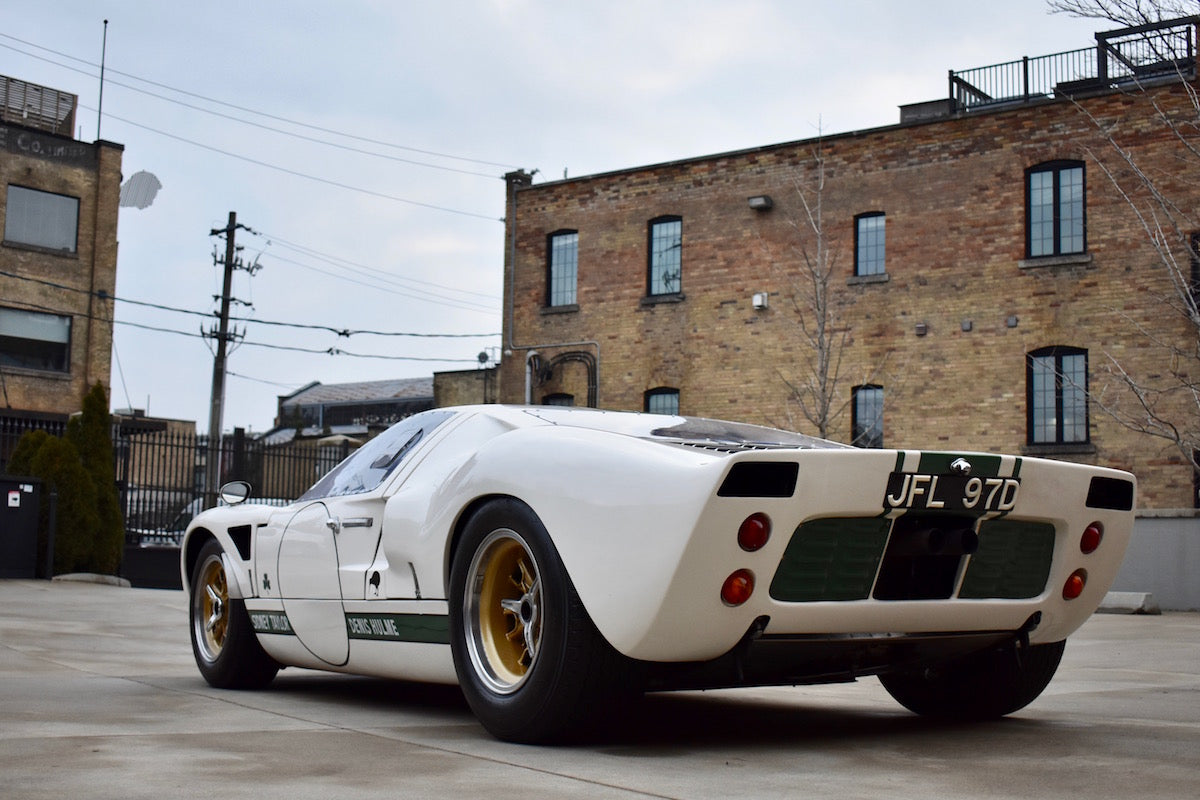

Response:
(3, 1), (1111, 433)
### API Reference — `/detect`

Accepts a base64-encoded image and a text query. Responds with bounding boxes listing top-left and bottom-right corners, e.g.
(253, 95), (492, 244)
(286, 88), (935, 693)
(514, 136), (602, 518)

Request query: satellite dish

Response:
(119, 170), (162, 209)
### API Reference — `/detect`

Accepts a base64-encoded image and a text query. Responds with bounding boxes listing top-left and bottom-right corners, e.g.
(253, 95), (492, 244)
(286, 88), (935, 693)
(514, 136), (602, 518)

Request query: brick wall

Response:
(502, 81), (1199, 509)
(1, 123), (123, 415)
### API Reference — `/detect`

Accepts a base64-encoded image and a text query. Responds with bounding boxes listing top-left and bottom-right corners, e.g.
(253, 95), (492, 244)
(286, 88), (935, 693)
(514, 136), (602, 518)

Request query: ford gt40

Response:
(181, 405), (1135, 742)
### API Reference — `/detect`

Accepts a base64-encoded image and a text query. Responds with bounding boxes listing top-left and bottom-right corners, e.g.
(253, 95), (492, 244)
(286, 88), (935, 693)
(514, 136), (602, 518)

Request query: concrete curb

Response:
(51, 573), (133, 588)
(1099, 590), (1161, 615)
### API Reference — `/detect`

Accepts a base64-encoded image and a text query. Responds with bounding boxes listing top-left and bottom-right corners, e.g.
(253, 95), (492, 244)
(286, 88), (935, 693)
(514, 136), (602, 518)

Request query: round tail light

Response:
(1063, 569), (1088, 600)
(738, 513), (771, 552)
(1081, 522), (1103, 554)
(721, 569), (755, 606)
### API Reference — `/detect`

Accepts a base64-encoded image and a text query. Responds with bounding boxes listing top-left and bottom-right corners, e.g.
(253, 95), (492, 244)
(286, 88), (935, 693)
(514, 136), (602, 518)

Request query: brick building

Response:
(501, 18), (1200, 515)
(0, 75), (123, 448)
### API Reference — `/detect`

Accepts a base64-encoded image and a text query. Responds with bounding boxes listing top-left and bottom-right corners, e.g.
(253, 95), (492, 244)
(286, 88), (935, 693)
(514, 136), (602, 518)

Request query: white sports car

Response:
(181, 405), (1136, 742)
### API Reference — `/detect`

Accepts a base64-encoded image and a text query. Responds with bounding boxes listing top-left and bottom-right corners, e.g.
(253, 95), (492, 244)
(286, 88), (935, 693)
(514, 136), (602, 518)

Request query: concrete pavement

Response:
(1, 578), (1197, 799)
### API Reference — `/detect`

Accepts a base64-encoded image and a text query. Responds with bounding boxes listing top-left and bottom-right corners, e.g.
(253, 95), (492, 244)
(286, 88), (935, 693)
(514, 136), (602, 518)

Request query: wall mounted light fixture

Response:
(747, 195), (774, 211)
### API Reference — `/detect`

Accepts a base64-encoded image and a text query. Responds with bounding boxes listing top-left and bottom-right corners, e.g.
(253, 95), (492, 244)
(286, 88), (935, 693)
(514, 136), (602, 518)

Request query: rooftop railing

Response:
(949, 16), (1198, 113)
(0, 75), (77, 137)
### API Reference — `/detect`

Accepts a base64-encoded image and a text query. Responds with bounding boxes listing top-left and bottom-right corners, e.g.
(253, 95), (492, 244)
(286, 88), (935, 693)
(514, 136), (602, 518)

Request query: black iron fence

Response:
(117, 428), (355, 546)
(950, 16), (1198, 113)
(1, 416), (353, 548)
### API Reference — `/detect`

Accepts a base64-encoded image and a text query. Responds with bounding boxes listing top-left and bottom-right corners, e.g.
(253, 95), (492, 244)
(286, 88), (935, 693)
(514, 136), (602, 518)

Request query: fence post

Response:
(232, 427), (246, 484)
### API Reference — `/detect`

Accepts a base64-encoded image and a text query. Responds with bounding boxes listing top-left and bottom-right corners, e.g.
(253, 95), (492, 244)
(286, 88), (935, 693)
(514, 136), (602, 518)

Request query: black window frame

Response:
(854, 212), (886, 277)
(3, 184), (81, 254)
(851, 384), (884, 448)
(1026, 346), (1090, 446)
(647, 216), (683, 297)
(1025, 161), (1086, 259)
(644, 387), (680, 416)
(545, 229), (579, 308)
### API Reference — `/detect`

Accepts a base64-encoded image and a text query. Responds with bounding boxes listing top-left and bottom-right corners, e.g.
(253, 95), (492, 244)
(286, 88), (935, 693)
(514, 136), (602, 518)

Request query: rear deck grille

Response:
(960, 519), (1055, 599)
(769, 518), (890, 602)
(769, 516), (1056, 602)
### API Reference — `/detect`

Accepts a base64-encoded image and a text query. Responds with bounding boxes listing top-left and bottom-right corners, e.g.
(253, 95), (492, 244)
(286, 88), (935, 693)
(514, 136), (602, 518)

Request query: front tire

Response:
(189, 539), (279, 689)
(449, 499), (621, 743)
(879, 639), (1066, 720)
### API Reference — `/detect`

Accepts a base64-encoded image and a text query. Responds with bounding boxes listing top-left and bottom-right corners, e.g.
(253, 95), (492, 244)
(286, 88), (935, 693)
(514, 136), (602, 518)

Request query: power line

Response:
(1, 296), (484, 363)
(83, 106), (502, 221)
(0, 38), (507, 219)
(254, 230), (499, 302)
(257, 251), (498, 314)
(0, 268), (499, 338)
(0, 34), (517, 170)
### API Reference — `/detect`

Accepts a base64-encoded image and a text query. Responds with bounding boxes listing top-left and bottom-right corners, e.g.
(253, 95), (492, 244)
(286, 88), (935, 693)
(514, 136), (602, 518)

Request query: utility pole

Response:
(204, 211), (253, 509)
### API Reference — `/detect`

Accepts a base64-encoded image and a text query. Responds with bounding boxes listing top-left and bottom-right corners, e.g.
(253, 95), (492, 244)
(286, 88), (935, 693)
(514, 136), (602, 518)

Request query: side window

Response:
(648, 216), (682, 296)
(298, 410), (455, 500)
(1026, 161), (1085, 258)
(546, 230), (578, 307)
(851, 385), (884, 448)
(4, 185), (80, 253)
(1027, 347), (1089, 445)
(854, 213), (886, 277)
(644, 387), (680, 416)
(0, 306), (71, 373)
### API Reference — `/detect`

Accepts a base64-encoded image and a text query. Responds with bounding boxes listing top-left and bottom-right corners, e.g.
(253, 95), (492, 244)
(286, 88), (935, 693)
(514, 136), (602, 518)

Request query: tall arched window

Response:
(546, 229), (578, 307)
(1027, 346), (1089, 445)
(647, 216), (682, 296)
(1026, 161), (1085, 258)
(852, 385), (884, 448)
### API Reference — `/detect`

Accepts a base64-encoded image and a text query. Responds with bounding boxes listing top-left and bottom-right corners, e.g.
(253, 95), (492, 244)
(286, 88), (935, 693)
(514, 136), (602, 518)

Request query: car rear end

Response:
(622, 445), (1135, 686)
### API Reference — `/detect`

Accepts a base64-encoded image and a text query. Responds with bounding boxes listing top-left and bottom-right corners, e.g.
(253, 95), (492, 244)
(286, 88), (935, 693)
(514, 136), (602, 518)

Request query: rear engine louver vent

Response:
(718, 462), (799, 498)
(1086, 477), (1135, 511)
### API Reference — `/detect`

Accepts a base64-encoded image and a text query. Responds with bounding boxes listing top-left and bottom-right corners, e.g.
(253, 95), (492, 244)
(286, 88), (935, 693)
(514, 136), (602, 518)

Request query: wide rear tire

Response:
(449, 498), (621, 743)
(189, 539), (279, 689)
(879, 639), (1066, 720)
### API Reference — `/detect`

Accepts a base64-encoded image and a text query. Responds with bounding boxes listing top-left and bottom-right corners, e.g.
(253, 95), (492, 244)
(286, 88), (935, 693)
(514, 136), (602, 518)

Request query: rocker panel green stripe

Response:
(345, 613), (450, 644)
(250, 610), (450, 644)
(249, 611), (294, 635)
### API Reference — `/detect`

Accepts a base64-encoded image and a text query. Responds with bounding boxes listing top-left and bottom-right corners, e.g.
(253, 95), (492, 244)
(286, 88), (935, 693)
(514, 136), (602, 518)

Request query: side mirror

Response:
(218, 480), (252, 506)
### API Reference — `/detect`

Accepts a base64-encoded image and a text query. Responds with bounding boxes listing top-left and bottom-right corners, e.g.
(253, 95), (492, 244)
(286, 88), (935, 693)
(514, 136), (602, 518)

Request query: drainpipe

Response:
(524, 350), (538, 405)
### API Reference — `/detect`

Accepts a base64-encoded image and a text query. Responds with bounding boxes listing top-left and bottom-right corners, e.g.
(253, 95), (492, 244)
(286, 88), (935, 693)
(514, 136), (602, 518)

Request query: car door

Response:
(273, 409), (459, 664)
(277, 500), (349, 665)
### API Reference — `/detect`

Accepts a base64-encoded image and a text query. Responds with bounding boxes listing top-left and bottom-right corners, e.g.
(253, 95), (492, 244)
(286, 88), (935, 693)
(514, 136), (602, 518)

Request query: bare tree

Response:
(768, 134), (892, 443)
(1051, 0), (1200, 479)
(1049, 0), (1195, 26)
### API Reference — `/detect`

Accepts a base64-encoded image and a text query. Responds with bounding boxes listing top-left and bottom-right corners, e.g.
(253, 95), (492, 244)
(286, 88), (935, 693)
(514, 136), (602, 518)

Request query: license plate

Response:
(884, 472), (1019, 513)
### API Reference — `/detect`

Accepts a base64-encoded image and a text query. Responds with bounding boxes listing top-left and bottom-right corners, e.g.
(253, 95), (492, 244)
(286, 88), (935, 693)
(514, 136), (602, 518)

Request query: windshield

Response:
(298, 409), (455, 500)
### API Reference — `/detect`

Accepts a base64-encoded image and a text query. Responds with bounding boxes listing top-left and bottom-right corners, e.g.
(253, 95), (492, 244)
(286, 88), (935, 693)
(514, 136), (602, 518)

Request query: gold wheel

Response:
(193, 553), (229, 664)
(464, 529), (542, 695)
